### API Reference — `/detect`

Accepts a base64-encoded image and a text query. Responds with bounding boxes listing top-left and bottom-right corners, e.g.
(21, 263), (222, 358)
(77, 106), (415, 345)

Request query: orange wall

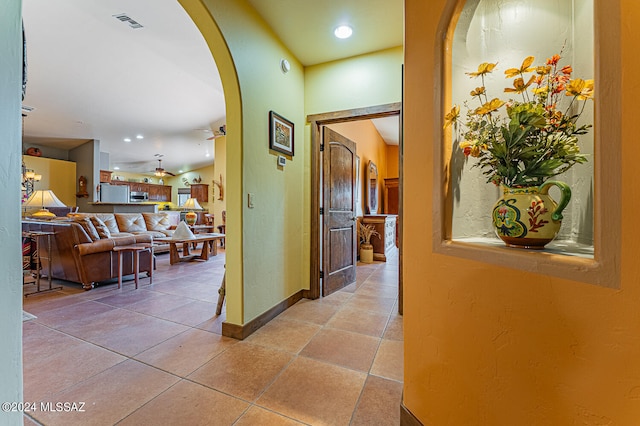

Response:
(328, 120), (390, 215)
(404, 0), (640, 423)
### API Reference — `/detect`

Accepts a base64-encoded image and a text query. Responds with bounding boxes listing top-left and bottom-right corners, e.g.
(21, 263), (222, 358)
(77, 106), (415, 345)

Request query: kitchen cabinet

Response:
(99, 170), (112, 183)
(190, 184), (209, 203)
(128, 182), (147, 193)
(108, 181), (171, 202)
(148, 184), (172, 202)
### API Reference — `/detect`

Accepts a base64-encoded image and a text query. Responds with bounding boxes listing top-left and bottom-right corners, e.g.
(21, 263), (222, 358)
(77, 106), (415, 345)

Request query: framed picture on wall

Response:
(269, 111), (294, 156)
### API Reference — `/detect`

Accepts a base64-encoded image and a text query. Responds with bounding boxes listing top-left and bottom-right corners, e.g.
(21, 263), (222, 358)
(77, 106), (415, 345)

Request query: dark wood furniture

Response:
(155, 233), (225, 265)
(190, 183), (209, 203)
(384, 178), (399, 214)
(361, 215), (397, 261)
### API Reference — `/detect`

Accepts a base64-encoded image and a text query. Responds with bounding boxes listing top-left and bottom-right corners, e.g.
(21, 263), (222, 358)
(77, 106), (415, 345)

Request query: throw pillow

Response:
(74, 217), (100, 241)
(90, 216), (112, 239)
(142, 213), (170, 231)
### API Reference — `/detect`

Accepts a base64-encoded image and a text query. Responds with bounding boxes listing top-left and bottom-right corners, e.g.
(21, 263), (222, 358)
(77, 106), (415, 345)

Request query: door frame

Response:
(307, 102), (402, 302)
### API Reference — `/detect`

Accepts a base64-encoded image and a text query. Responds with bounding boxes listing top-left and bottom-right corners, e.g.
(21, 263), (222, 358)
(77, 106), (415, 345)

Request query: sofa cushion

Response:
(90, 216), (111, 239)
(70, 213), (119, 234)
(74, 217), (100, 241)
(142, 213), (171, 231)
(115, 213), (147, 233)
(132, 230), (167, 239)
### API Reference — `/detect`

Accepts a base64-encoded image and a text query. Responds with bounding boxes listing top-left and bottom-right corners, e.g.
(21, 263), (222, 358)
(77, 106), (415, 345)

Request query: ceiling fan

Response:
(154, 159), (175, 177)
(206, 125), (226, 140)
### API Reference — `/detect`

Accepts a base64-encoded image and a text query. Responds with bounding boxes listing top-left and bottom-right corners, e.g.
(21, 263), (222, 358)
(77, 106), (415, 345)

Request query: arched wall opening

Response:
(179, 0), (244, 325)
(178, 0), (308, 333)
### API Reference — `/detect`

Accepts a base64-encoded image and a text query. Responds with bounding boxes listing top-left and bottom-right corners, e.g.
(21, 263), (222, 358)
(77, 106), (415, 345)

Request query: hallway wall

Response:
(0, 0), (24, 423)
(403, 0), (639, 423)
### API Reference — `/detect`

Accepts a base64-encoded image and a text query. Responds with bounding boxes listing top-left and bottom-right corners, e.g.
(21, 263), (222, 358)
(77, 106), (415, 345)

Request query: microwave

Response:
(130, 191), (149, 202)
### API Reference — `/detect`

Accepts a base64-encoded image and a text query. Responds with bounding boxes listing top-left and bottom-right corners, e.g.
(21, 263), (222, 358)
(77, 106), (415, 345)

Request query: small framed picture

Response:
(269, 111), (294, 156)
(277, 155), (286, 167)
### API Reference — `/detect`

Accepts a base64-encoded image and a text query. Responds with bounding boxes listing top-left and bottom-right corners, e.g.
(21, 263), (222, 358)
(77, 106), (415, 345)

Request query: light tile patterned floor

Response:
(22, 247), (403, 425)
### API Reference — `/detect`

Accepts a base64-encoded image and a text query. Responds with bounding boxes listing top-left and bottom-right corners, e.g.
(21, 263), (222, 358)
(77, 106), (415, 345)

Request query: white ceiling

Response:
(21, 0), (402, 175)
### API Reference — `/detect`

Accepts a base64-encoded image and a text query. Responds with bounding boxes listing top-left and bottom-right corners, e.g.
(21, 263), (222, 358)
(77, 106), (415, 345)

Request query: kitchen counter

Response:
(86, 203), (159, 213)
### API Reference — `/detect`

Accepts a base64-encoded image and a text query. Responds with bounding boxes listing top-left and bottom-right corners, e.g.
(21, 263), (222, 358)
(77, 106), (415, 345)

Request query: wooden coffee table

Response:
(155, 233), (225, 265)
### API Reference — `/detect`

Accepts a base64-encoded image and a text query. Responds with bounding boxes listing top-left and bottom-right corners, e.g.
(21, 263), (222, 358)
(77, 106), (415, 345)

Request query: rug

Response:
(22, 311), (37, 322)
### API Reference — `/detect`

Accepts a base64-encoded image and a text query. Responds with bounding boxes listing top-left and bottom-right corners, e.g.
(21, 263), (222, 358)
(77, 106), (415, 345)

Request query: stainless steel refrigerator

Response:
(99, 183), (129, 203)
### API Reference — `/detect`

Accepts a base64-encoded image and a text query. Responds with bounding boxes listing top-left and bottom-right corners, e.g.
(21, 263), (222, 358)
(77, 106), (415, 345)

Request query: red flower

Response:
(561, 65), (573, 75)
(463, 146), (472, 156)
(546, 54), (561, 66)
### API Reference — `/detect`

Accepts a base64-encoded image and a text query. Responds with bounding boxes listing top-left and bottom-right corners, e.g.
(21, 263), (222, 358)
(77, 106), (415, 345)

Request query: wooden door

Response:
(322, 127), (357, 296)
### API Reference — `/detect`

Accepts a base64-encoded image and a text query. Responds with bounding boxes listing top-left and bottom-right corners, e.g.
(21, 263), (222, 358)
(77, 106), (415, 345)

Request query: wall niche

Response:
(448, 0), (595, 258)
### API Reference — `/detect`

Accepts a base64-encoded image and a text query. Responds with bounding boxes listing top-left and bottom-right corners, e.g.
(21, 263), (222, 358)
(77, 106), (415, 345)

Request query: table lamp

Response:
(24, 189), (66, 218)
(183, 197), (202, 225)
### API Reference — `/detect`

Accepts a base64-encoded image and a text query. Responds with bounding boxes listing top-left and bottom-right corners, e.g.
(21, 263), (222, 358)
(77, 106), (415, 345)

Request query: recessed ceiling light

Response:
(136, 134), (144, 139)
(178, 170), (184, 173)
(124, 138), (131, 142)
(334, 25), (353, 39)
(113, 166), (120, 170)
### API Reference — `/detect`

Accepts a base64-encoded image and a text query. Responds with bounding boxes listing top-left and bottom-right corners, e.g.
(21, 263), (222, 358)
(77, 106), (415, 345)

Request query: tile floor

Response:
(21, 247), (403, 425)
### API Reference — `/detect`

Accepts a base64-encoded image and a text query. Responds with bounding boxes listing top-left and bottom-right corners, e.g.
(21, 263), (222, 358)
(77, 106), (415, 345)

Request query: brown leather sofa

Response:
(22, 220), (153, 290)
(22, 212), (179, 290)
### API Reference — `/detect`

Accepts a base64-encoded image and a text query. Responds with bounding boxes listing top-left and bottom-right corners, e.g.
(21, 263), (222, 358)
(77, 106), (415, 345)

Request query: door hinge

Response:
(319, 271), (324, 279)
(319, 207), (324, 215)
(320, 144), (324, 152)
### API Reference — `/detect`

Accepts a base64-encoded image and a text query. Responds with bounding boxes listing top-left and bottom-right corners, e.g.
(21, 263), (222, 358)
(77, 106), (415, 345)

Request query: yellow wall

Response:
(212, 136), (227, 228)
(327, 120), (390, 216)
(305, 47), (403, 114)
(165, 164), (216, 211)
(404, 0), (640, 423)
(23, 155), (76, 207)
(182, 0), (306, 324)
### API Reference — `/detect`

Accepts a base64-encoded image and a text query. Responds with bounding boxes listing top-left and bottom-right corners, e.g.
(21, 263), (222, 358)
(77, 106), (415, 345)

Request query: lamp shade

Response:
(24, 189), (66, 218)
(183, 197), (202, 225)
(182, 197), (203, 210)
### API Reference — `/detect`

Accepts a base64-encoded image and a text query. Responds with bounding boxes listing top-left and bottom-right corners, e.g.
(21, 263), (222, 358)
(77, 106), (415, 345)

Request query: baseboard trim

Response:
(221, 290), (304, 340)
(400, 401), (423, 426)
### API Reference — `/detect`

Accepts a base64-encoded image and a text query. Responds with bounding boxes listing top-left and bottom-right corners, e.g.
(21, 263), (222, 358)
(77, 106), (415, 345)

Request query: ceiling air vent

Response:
(113, 13), (144, 29)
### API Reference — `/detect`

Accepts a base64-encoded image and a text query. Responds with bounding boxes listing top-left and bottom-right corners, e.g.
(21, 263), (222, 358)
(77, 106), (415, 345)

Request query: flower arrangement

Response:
(358, 223), (380, 245)
(444, 53), (594, 188)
